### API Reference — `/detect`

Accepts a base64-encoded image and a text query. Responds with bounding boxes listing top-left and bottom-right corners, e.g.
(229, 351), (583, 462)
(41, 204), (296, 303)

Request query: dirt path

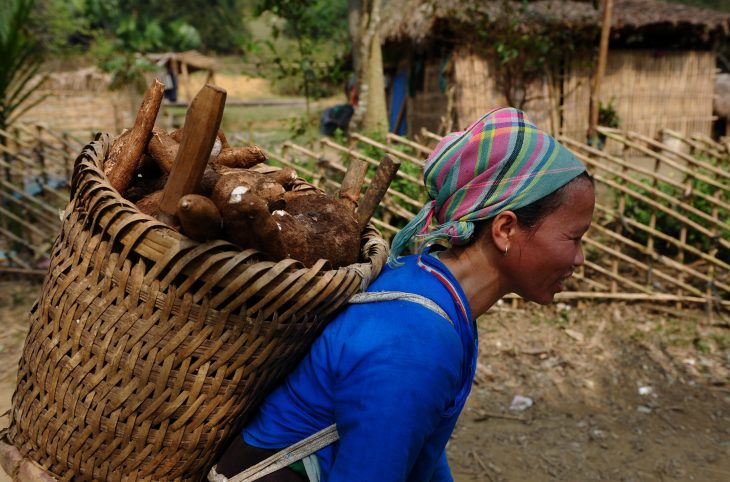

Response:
(0, 280), (728, 481)
(449, 303), (730, 482)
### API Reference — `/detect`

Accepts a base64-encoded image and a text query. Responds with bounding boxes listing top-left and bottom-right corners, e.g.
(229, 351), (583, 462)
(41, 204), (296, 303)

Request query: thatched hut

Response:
(146, 50), (217, 103)
(380, 0), (730, 142)
(17, 67), (136, 138)
(17, 51), (217, 138)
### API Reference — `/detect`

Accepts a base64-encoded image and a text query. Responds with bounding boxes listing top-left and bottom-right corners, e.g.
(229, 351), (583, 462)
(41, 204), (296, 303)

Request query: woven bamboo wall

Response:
(561, 50), (716, 143)
(409, 59), (449, 135)
(450, 48), (557, 134)
(452, 49), (503, 129)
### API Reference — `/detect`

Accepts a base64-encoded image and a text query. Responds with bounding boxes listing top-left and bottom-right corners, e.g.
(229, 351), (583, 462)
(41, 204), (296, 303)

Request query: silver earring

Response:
(504, 246), (509, 255)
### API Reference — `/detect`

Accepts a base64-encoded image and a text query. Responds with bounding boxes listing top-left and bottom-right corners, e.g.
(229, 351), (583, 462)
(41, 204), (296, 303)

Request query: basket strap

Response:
(210, 291), (452, 482)
(209, 424), (338, 482)
(349, 291), (453, 325)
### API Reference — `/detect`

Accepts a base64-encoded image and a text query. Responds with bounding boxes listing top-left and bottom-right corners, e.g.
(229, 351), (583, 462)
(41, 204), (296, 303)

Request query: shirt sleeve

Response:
(324, 301), (463, 481)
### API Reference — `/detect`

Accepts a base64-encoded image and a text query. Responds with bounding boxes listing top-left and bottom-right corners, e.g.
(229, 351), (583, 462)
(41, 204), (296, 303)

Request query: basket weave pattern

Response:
(6, 134), (388, 481)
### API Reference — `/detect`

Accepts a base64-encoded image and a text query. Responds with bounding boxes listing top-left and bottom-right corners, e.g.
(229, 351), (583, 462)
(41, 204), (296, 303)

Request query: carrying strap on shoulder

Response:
(209, 291), (452, 482)
(348, 291), (453, 325)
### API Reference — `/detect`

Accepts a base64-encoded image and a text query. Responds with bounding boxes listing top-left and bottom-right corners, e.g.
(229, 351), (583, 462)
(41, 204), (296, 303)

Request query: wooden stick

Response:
(338, 157), (368, 211)
(157, 84), (227, 225)
(105, 79), (165, 193)
(357, 155), (401, 230)
(588, 0), (613, 142)
(474, 411), (527, 423)
(350, 132), (424, 167)
(386, 132), (432, 156)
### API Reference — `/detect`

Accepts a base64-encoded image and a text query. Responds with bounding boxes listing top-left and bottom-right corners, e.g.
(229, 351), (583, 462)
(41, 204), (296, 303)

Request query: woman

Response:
(213, 107), (595, 481)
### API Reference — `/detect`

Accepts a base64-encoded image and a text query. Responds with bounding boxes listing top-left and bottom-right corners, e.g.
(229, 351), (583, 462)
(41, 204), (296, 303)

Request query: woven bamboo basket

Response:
(3, 133), (389, 481)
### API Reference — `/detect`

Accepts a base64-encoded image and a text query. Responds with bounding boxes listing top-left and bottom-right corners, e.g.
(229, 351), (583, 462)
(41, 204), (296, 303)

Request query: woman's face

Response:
(502, 179), (595, 305)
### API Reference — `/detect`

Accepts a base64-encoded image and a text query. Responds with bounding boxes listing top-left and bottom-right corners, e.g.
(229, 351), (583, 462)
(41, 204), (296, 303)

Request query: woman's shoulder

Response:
(328, 296), (463, 361)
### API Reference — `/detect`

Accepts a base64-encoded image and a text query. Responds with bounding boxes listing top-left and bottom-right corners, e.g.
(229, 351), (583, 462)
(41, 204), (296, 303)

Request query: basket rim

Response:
(69, 133), (389, 291)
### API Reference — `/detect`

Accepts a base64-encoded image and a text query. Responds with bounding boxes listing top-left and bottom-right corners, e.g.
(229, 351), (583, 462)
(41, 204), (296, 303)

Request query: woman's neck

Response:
(437, 247), (504, 318)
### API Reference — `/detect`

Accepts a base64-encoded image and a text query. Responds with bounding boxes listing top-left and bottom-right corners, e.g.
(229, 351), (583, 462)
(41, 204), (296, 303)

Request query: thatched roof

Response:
(381, 0), (730, 44)
(146, 50), (217, 74)
(40, 66), (112, 92)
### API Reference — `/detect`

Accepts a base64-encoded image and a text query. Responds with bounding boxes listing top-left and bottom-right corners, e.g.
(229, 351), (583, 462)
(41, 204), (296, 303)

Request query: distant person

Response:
(163, 64), (177, 103)
(212, 107), (595, 482)
(319, 104), (354, 136)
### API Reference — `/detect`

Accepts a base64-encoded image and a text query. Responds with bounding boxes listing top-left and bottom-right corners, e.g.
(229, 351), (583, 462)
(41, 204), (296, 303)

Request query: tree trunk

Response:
(348, 0), (362, 74)
(350, 0), (388, 133)
(362, 27), (388, 132)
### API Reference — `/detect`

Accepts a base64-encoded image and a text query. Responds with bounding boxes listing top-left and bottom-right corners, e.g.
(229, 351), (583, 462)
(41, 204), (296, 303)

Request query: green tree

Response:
(254, 0), (350, 114)
(0, 0), (47, 134)
(79, 0), (247, 54)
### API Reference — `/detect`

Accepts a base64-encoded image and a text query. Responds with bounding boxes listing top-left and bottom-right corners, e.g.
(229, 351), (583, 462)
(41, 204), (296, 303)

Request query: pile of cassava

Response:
(103, 80), (362, 269)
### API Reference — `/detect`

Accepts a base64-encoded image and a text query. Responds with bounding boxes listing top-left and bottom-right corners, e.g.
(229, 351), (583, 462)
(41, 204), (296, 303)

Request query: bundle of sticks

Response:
(104, 80), (399, 269)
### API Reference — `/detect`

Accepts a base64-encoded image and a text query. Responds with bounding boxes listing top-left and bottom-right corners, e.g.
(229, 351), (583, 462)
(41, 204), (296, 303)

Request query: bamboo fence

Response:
(0, 124), (84, 275)
(263, 127), (729, 311)
(2, 122), (728, 312)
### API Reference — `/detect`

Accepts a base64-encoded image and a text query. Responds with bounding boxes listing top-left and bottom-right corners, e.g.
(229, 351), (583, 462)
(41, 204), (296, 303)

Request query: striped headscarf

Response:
(389, 107), (586, 265)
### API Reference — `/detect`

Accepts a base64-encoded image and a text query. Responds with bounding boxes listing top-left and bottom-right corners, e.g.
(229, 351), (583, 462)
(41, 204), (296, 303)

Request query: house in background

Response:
(146, 50), (217, 104)
(380, 0), (730, 144)
(18, 51), (217, 138)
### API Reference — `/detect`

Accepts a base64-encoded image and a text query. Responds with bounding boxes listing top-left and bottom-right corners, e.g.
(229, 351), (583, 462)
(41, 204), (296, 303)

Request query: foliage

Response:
(80, 0), (248, 53)
(0, 0), (47, 133)
(598, 98), (620, 129)
(88, 36), (156, 92)
(621, 167), (730, 263)
(252, 0), (350, 110)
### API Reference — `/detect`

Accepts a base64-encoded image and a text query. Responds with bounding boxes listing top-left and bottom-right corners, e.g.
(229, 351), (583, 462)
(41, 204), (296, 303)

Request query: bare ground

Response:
(0, 280), (728, 481)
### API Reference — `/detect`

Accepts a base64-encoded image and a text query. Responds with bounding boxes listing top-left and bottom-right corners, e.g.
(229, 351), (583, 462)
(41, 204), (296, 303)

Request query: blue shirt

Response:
(242, 253), (478, 481)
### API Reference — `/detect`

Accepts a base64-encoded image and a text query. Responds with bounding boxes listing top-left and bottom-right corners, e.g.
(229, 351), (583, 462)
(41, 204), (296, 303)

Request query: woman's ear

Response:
(490, 211), (518, 254)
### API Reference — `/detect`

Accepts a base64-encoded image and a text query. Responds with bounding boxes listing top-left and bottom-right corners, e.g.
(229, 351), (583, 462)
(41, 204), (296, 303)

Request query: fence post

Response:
(35, 124), (47, 188)
(62, 132), (73, 182)
(705, 193), (721, 321)
(1, 129), (11, 182)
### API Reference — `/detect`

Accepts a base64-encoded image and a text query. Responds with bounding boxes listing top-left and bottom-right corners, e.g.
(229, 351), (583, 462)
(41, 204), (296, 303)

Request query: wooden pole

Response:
(589, 0), (613, 144)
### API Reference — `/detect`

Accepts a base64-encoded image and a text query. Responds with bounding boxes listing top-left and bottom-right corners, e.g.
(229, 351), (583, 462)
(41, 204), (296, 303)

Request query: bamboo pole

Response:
(594, 203), (730, 272)
(550, 292), (728, 306)
(583, 259), (653, 294)
(321, 138), (423, 187)
(574, 152), (730, 241)
(0, 180), (59, 219)
(599, 127), (730, 181)
(584, 236), (705, 296)
(596, 130), (729, 194)
(661, 128), (729, 169)
(386, 133), (433, 156)
(571, 151), (730, 243)
(589, 0), (613, 143)
(0, 154), (68, 203)
(350, 132), (425, 167)
(590, 223), (730, 294)
(562, 135), (730, 212)
(419, 128), (443, 144)
(0, 189), (60, 230)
